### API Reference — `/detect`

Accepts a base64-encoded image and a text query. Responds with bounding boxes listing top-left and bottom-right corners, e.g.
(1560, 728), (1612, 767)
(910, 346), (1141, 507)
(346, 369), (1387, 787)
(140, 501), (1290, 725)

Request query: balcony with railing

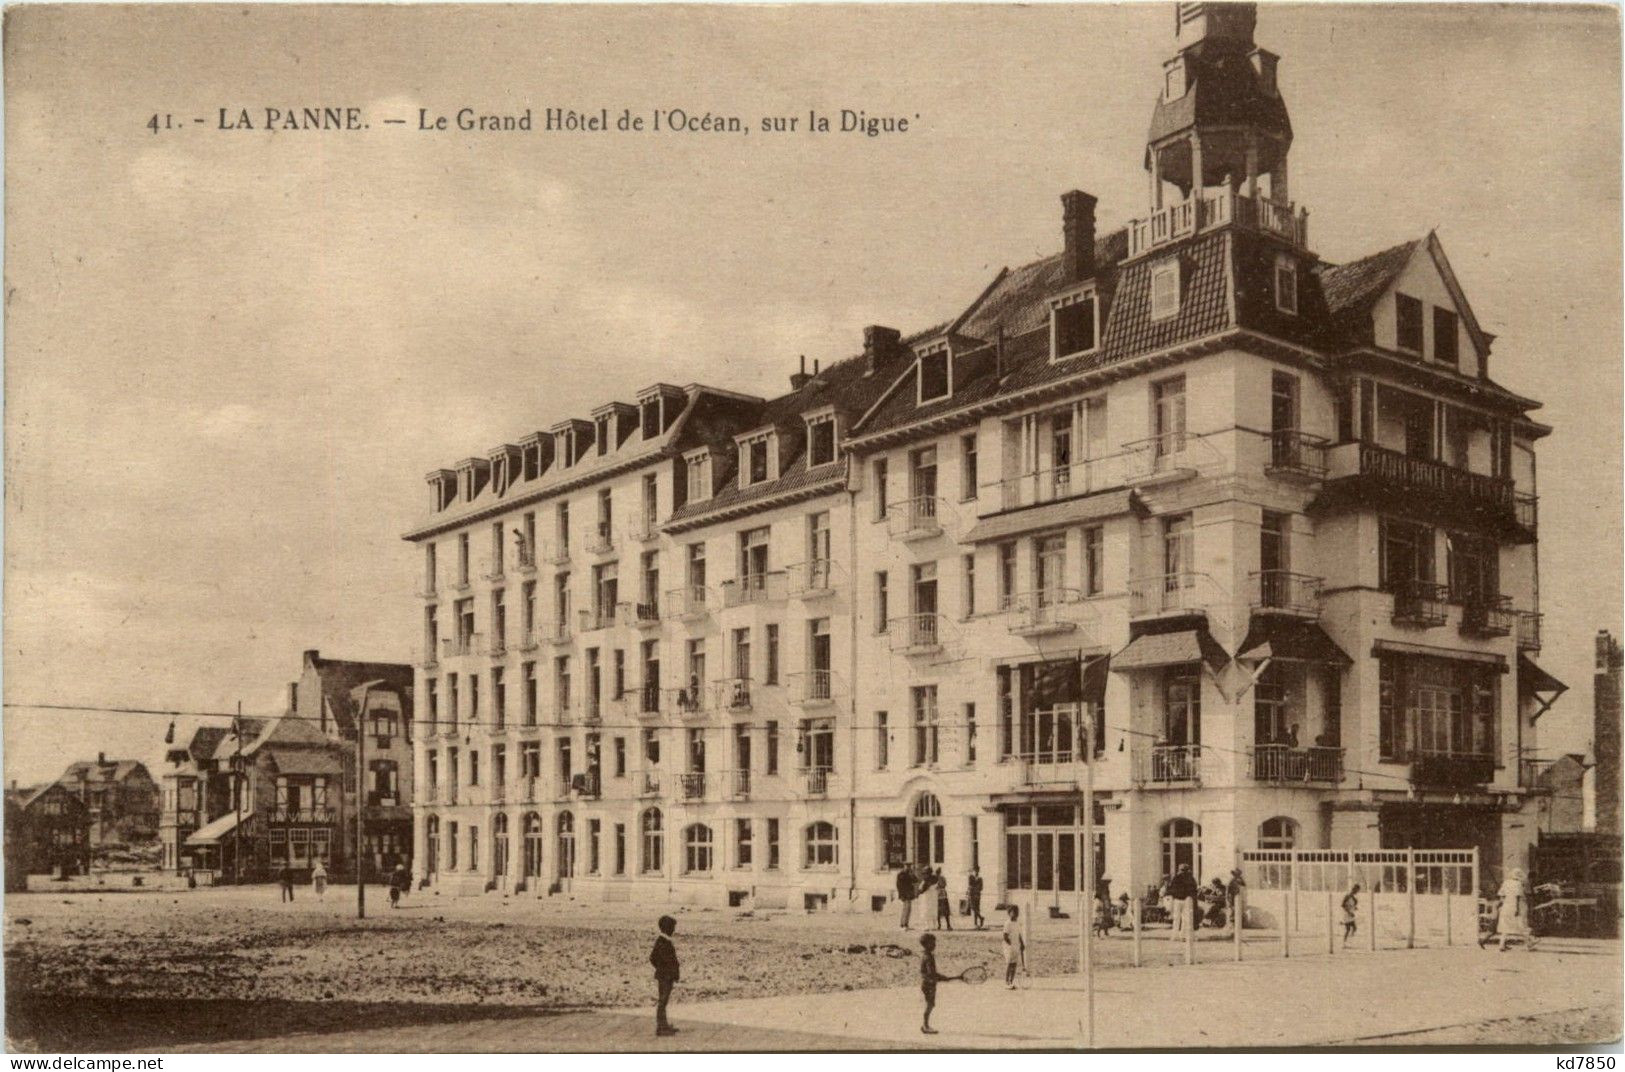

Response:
(787, 559), (841, 600)
(718, 677), (754, 713)
(803, 768), (831, 797)
(547, 544), (573, 567)
(639, 770), (662, 798)
(1410, 749), (1496, 788)
(1122, 430), (1222, 487)
(1460, 594), (1515, 639)
(1519, 757), (1556, 792)
(519, 777), (541, 804)
(1006, 588), (1089, 638)
(721, 571), (787, 608)
(628, 515), (661, 544)
(1323, 443), (1515, 527)
(515, 545), (538, 574)
(668, 685), (713, 719)
(1134, 744), (1202, 786)
(887, 496), (943, 541)
(638, 683), (663, 718)
(268, 805), (338, 824)
(515, 628), (540, 652)
(679, 772), (707, 801)
(1127, 188), (1307, 259)
(442, 632), (483, 659)
(1265, 430), (1330, 481)
(666, 585), (710, 622)
(887, 613), (944, 655)
(570, 770), (602, 799)
(1017, 757), (1088, 788)
(726, 769), (752, 801)
(1249, 570), (1323, 619)
(1250, 744), (1344, 784)
(580, 602), (623, 632)
(1128, 573), (1223, 619)
(789, 669), (835, 707)
(1390, 580), (1450, 628)
(632, 599), (662, 628)
(547, 619), (574, 646)
(586, 524), (617, 558)
(1517, 610), (1543, 652)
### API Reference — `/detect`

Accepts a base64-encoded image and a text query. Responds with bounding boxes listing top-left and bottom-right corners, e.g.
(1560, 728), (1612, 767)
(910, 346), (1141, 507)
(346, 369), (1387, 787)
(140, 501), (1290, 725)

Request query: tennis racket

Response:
(954, 964), (990, 985)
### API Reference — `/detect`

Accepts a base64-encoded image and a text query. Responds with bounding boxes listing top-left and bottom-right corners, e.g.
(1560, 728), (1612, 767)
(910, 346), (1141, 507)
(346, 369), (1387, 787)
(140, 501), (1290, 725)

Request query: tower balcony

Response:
(1128, 572), (1225, 620)
(1250, 744), (1343, 784)
(1390, 580), (1449, 628)
(1248, 570), (1322, 619)
(1320, 443), (1519, 535)
(1127, 190), (1307, 259)
(1516, 611), (1543, 652)
(1265, 430), (1330, 482)
(1121, 430), (1221, 487)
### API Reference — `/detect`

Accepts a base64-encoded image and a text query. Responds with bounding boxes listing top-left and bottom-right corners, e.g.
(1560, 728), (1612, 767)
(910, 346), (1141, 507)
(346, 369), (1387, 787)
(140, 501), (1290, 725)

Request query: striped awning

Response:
(1112, 628), (1228, 673)
(185, 809), (252, 846)
(962, 489), (1135, 544)
(1236, 618), (1352, 665)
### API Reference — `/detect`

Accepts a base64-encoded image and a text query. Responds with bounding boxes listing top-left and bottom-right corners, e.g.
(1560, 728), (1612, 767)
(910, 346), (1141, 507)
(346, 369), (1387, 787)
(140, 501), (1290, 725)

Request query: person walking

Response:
(651, 914), (681, 1036)
(934, 868), (953, 931)
(277, 861), (294, 903)
(389, 863), (408, 908)
(1341, 884), (1361, 946)
(1167, 863), (1198, 934)
(967, 867), (985, 929)
(918, 933), (950, 1034)
(311, 858), (328, 901)
(1496, 868), (1535, 951)
(897, 863), (919, 930)
(1002, 904), (1025, 988)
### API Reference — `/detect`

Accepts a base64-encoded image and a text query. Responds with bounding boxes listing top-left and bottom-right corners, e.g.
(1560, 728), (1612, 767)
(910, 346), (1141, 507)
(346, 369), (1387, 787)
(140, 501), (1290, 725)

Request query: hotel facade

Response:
(402, 2), (1565, 912)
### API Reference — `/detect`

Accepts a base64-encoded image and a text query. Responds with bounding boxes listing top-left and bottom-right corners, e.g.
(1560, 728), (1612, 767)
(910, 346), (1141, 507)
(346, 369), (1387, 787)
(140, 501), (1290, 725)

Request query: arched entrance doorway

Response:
(492, 813), (510, 889)
(522, 812), (543, 889)
(556, 811), (576, 885)
(911, 792), (944, 869)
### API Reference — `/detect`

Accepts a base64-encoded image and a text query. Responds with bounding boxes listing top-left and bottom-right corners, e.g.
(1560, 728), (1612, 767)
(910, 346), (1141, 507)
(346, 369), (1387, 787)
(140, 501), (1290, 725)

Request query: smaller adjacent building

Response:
(158, 650), (414, 880)
(56, 755), (159, 848)
(5, 781), (91, 886)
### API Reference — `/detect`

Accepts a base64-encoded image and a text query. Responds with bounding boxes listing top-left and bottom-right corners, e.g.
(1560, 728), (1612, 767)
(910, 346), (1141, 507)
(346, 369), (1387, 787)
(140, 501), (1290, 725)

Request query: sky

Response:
(3, 3), (1620, 789)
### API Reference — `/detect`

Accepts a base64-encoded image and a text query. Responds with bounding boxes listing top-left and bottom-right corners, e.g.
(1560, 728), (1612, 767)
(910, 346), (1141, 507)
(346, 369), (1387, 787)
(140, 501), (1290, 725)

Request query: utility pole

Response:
(1080, 705), (1095, 1050)
(355, 681), (381, 920)
(233, 701), (243, 885)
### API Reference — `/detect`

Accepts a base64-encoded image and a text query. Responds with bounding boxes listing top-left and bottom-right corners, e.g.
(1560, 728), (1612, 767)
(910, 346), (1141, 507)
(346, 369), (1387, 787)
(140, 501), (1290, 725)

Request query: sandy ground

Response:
(1357, 1006), (1621, 1047)
(5, 882), (1619, 1051)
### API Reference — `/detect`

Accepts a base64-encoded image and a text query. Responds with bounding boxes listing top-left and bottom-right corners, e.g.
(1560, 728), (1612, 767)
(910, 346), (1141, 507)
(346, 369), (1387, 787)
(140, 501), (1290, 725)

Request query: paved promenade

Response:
(179, 938), (1619, 1052)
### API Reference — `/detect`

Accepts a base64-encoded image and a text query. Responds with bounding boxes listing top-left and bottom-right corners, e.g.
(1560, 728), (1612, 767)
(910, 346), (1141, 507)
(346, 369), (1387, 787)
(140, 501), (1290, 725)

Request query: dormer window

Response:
(1151, 260), (1181, 321)
(641, 398), (661, 439)
(1396, 293), (1424, 354)
(428, 470), (456, 512)
(1274, 254), (1298, 315)
(1164, 58), (1186, 101)
(917, 344), (951, 404)
(1050, 289), (1099, 361)
(1250, 49), (1278, 97)
(595, 415), (611, 456)
(685, 450), (712, 504)
(737, 431), (776, 487)
(806, 412), (838, 468)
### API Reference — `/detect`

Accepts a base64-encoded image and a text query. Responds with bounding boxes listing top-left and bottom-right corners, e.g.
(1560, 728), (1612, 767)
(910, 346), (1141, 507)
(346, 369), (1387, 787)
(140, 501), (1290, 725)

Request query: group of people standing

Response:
(895, 862), (986, 930)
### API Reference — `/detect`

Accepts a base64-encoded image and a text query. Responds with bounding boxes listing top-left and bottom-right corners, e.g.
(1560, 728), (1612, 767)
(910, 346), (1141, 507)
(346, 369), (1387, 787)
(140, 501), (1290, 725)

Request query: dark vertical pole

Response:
(357, 686), (371, 920)
(233, 702), (243, 885)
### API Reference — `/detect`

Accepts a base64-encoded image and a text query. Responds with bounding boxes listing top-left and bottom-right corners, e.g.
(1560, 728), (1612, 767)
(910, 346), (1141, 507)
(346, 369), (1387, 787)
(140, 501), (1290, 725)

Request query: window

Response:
(1379, 517), (1434, 590)
(556, 502), (570, 556)
(962, 553), (976, 616)
(642, 727), (660, 766)
(469, 748), (480, 786)
(1434, 306), (1459, 367)
(683, 824), (714, 873)
(765, 623), (780, 685)
(595, 488), (613, 549)
(1160, 817), (1201, 879)
(1152, 375), (1187, 457)
(960, 432), (978, 500)
(876, 711), (889, 769)
(424, 544), (437, 594)
(641, 473), (659, 531)
(732, 627), (752, 683)
(641, 808), (663, 873)
(875, 571), (889, 633)
(965, 703), (977, 765)
(873, 458), (889, 519)
(1258, 817), (1298, 850)
(766, 721), (779, 775)
(587, 819), (601, 874)
(595, 415), (610, 456)
(997, 542), (1017, 610)
(738, 526), (770, 586)
(522, 662), (537, 726)
(614, 824), (626, 875)
(807, 415), (838, 467)
(458, 533), (471, 585)
(1163, 513), (1194, 582)
(613, 648), (626, 699)
(1035, 533), (1065, 601)
(555, 656), (571, 713)
(491, 522), (505, 577)
(735, 818), (753, 868)
(1051, 291), (1098, 359)
(1151, 260), (1180, 320)
(1164, 58), (1186, 99)
(1447, 531), (1499, 604)
(685, 451), (712, 504)
(1083, 526), (1103, 596)
(804, 822), (838, 868)
(910, 446), (938, 505)
(918, 345), (950, 403)
(1163, 670), (1201, 746)
(767, 818), (781, 869)
(801, 717), (835, 771)
(912, 686), (940, 766)
(1274, 254), (1298, 315)
(1396, 293), (1423, 354)
(614, 737), (627, 777)
(739, 432), (774, 487)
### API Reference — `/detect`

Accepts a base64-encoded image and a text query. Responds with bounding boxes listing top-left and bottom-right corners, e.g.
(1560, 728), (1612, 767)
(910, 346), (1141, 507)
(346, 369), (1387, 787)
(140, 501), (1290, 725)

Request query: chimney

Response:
(303, 649), (320, 667)
(1062, 190), (1098, 281)
(789, 354), (812, 391)
(289, 682), (299, 713)
(97, 752), (106, 767)
(863, 325), (903, 376)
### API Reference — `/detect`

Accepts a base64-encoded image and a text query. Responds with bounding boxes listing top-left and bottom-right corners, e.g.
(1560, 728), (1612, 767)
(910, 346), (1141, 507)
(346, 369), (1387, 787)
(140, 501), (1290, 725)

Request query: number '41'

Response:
(146, 113), (173, 133)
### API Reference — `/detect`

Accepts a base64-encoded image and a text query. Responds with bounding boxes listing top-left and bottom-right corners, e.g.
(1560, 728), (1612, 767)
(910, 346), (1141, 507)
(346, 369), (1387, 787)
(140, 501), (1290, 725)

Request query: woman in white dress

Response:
(1496, 868), (1533, 951)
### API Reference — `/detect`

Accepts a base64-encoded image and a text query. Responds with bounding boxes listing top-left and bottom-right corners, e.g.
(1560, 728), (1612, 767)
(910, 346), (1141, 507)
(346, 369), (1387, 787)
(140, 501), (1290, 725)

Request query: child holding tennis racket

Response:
(919, 933), (948, 1033)
(1003, 904), (1025, 987)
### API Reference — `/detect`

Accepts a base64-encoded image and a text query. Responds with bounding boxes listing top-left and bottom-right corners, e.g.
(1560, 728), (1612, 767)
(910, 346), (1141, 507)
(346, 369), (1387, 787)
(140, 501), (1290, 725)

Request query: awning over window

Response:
(1112, 628), (1228, 674)
(1236, 617), (1352, 666)
(1370, 638), (1508, 671)
(269, 750), (344, 776)
(185, 808), (253, 847)
(961, 489), (1135, 544)
(1519, 654), (1569, 721)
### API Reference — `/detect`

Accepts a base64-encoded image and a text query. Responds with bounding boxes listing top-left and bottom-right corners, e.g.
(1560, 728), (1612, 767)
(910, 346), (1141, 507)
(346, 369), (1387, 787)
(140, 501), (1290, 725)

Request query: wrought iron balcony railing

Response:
(1128, 572), (1222, 618)
(718, 677), (754, 713)
(1127, 189), (1307, 258)
(803, 768), (830, 797)
(665, 585), (710, 621)
(1249, 570), (1323, 618)
(1006, 588), (1089, 637)
(1135, 744), (1202, 786)
(1516, 610), (1543, 652)
(679, 772), (707, 801)
(789, 669), (835, 706)
(1460, 594), (1515, 639)
(787, 559), (841, 599)
(1390, 580), (1450, 628)
(887, 613), (944, 655)
(726, 769), (752, 801)
(1265, 430), (1330, 480)
(721, 571), (787, 607)
(1250, 744), (1344, 784)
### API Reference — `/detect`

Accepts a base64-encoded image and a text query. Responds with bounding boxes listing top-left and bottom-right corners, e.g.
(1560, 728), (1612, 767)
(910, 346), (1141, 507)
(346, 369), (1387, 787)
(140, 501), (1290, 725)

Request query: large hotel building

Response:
(402, 3), (1564, 910)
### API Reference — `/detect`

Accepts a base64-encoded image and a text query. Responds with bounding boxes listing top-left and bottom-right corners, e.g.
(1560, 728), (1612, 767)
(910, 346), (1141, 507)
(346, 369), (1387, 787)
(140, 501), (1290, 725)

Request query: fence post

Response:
(1185, 897), (1195, 965)
(1444, 874), (1453, 946)
(1406, 848), (1416, 950)
(1290, 849), (1300, 934)
(1132, 894), (1142, 967)
(1233, 891), (1243, 962)
(1327, 888), (1336, 954)
(1368, 873), (1378, 952)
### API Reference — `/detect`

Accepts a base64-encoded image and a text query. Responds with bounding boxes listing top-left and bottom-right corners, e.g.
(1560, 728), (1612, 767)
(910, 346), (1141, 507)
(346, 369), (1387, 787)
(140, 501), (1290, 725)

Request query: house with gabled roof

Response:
(401, 1), (1561, 912)
(56, 755), (159, 848)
